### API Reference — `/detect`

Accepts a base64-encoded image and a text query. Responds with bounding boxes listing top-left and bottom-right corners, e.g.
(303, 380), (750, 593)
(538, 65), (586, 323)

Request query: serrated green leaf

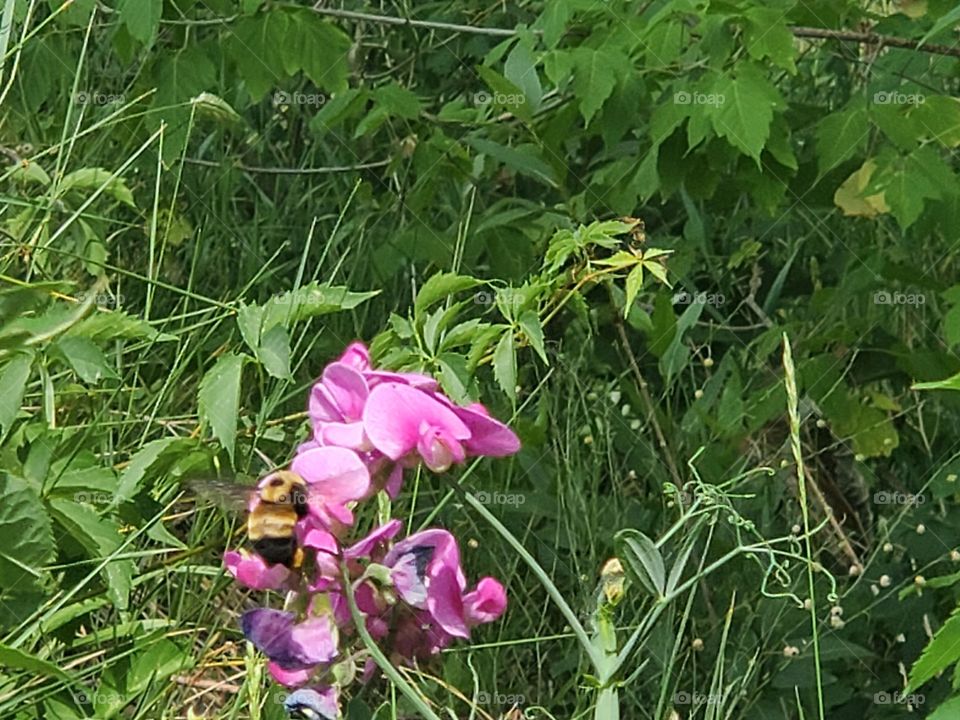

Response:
(114, 438), (179, 506)
(908, 609), (960, 691)
(198, 353), (247, 461)
(0, 352), (33, 435)
(816, 106), (869, 175)
(624, 263), (644, 318)
(58, 168), (136, 207)
(437, 352), (472, 405)
(414, 273), (481, 317)
(258, 324), (292, 380)
(493, 330), (517, 401)
(709, 64), (782, 163)
(468, 137), (557, 187)
(117, 0), (162, 45)
(54, 336), (117, 383)
(0, 474), (54, 590)
(504, 42), (542, 111)
(518, 310), (548, 364)
(571, 47), (622, 124)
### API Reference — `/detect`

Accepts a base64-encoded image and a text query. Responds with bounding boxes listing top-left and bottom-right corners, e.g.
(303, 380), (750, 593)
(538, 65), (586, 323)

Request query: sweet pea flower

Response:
(223, 550), (293, 591)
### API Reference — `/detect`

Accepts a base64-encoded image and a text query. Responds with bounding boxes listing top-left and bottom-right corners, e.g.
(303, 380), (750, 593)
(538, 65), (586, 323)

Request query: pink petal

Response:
(339, 341), (371, 371)
(268, 662), (312, 688)
(297, 519), (339, 553)
(427, 565), (469, 638)
(344, 519), (403, 560)
(363, 383), (470, 460)
(365, 369), (439, 391)
(464, 577), (508, 625)
(291, 446), (370, 503)
(309, 383), (344, 424)
(440, 397), (521, 457)
(318, 420), (370, 450)
(321, 362), (368, 420)
(290, 615), (338, 665)
(416, 423), (466, 473)
(224, 550), (292, 591)
(384, 462), (404, 498)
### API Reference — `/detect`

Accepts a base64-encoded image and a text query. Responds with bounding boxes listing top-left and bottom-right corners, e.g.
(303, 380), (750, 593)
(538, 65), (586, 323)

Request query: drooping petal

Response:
(427, 564), (469, 638)
(344, 519), (403, 560)
(439, 397), (521, 457)
(363, 383), (470, 460)
(291, 446), (370, 503)
(224, 550), (292, 591)
(463, 577), (508, 625)
(284, 686), (340, 719)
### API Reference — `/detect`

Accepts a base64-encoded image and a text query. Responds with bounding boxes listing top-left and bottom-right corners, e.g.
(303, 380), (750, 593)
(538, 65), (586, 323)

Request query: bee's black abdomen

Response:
(252, 536), (298, 567)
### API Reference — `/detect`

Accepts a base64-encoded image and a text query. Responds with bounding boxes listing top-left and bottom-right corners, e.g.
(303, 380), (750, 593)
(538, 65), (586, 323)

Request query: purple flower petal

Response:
(437, 396), (521, 457)
(241, 609), (338, 669)
(321, 362), (368, 420)
(289, 615), (338, 665)
(464, 577), (508, 625)
(290, 446), (370, 504)
(344, 519), (403, 560)
(339, 342), (371, 371)
(223, 550), (292, 591)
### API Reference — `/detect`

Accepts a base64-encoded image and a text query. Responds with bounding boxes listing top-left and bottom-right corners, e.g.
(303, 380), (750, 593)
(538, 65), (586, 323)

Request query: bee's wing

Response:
(189, 479), (255, 515)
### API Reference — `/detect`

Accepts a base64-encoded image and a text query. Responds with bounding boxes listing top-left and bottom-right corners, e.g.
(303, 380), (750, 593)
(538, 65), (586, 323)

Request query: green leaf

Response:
(913, 372), (960, 391)
(198, 353), (247, 461)
(504, 42), (543, 111)
(54, 336), (117, 383)
(928, 696), (960, 720)
(117, 0), (162, 45)
(908, 609), (960, 691)
(58, 168), (136, 207)
(0, 474), (54, 590)
(744, 8), (796, 72)
(48, 498), (133, 610)
(921, 5), (960, 44)
(571, 47), (622, 124)
(258, 324), (292, 380)
(288, 10), (351, 93)
(492, 330), (517, 401)
(615, 529), (666, 598)
(709, 64), (782, 163)
(0, 644), (73, 682)
(415, 273), (481, 317)
(624, 263), (644, 318)
(115, 438), (179, 505)
(0, 352), (33, 435)
(437, 352), (472, 405)
(467, 137), (558, 187)
(518, 310), (548, 363)
(816, 106), (869, 175)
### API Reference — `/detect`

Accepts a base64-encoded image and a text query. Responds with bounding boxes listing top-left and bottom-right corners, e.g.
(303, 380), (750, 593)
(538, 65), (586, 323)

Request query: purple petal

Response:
(289, 615), (338, 665)
(416, 423), (466, 473)
(309, 383), (344, 424)
(322, 362), (369, 421)
(365, 369), (439, 391)
(318, 420), (370, 450)
(241, 609), (301, 667)
(363, 383), (470, 460)
(427, 565), (469, 638)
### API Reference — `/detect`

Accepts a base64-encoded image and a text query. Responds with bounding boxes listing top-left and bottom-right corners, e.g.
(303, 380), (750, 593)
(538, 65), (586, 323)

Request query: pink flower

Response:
(242, 609), (338, 670)
(223, 550), (293, 591)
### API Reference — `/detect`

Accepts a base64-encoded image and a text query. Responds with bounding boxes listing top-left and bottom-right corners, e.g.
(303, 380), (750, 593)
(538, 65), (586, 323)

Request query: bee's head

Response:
(259, 470), (307, 505)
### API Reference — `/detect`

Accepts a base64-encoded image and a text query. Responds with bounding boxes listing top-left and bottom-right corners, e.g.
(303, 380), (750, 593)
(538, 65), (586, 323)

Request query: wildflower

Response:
(241, 609), (338, 670)
(223, 550), (293, 591)
(289, 445), (371, 528)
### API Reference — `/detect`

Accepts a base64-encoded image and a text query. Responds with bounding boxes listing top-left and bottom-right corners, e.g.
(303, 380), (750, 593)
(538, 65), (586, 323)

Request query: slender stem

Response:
(340, 562), (443, 720)
(782, 334), (825, 720)
(461, 490), (606, 671)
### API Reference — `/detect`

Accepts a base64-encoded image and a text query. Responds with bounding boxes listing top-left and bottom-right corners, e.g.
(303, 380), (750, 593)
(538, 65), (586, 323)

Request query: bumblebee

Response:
(193, 470), (310, 569)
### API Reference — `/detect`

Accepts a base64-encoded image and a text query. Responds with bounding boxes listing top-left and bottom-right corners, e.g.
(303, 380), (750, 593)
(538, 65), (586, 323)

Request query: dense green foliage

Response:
(4, 0), (960, 718)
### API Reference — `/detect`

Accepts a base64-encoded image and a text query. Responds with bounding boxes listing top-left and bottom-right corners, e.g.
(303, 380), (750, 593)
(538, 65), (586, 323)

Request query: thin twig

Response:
(183, 157), (391, 175)
(310, 5), (519, 37)
(789, 25), (960, 59)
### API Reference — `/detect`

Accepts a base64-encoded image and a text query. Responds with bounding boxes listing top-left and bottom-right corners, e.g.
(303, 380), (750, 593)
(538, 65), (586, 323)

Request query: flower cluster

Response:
(224, 342), (519, 718)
